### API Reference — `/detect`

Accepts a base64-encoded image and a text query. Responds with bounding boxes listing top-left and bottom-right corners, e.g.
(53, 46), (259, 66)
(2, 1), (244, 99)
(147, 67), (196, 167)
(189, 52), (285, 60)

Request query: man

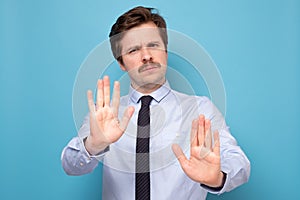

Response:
(62, 6), (250, 200)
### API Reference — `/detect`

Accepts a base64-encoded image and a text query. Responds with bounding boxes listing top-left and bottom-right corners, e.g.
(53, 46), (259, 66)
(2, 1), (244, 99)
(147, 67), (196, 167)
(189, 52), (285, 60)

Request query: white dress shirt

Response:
(62, 81), (250, 200)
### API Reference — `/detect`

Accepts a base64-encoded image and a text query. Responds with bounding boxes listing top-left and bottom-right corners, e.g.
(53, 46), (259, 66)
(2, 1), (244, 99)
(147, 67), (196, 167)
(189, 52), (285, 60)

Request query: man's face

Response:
(118, 22), (168, 93)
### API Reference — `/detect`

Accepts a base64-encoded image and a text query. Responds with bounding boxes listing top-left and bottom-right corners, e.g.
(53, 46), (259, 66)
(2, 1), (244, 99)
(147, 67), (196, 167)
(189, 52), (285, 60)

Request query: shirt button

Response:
(80, 162), (84, 166)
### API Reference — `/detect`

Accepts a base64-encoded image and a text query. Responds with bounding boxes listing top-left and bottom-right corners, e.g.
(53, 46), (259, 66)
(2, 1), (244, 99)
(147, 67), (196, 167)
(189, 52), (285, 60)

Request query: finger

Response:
(190, 119), (198, 148)
(119, 106), (135, 132)
(204, 119), (212, 150)
(197, 115), (205, 146)
(112, 81), (120, 117)
(103, 76), (110, 106)
(96, 79), (104, 109)
(87, 90), (95, 113)
(172, 144), (189, 169)
(213, 130), (220, 156)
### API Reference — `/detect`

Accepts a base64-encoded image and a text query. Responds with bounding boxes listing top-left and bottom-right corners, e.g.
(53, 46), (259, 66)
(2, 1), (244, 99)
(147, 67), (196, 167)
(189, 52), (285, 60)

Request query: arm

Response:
(61, 115), (107, 176)
(216, 127), (250, 193)
(204, 97), (250, 193)
(61, 137), (103, 176)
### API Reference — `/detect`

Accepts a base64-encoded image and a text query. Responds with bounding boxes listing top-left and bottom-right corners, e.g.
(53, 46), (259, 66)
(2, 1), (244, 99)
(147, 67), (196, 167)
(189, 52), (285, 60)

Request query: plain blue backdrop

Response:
(0, 0), (299, 199)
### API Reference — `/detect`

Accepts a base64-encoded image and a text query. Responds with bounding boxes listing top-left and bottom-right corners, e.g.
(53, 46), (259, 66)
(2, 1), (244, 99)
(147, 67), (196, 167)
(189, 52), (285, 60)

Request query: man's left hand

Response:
(172, 115), (224, 188)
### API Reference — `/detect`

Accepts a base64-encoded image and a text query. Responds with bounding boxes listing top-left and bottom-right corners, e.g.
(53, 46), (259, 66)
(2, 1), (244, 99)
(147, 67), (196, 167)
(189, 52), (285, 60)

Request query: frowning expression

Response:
(118, 22), (168, 93)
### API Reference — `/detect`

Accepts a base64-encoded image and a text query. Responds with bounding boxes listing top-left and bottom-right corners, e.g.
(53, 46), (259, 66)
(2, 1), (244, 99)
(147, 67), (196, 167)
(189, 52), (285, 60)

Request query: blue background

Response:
(1, 0), (299, 199)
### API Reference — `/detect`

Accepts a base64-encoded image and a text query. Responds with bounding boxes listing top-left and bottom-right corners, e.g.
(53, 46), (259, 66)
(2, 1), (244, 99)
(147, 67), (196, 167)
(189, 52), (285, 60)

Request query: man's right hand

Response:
(84, 76), (135, 155)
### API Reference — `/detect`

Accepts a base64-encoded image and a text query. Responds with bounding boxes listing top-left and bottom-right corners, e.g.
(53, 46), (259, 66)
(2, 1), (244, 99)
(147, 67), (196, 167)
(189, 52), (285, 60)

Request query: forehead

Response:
(120, 22), (163, 47)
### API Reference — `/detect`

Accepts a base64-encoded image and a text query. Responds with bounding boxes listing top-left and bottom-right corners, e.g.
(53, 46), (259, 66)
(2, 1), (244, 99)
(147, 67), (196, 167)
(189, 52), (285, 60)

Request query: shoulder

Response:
(171, 89), (211, 105)
(170, 89), (221, 118)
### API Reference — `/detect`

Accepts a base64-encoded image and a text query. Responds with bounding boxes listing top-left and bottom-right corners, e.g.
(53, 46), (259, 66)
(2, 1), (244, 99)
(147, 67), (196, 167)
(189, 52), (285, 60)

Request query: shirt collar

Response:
(129, 81), (171, 104)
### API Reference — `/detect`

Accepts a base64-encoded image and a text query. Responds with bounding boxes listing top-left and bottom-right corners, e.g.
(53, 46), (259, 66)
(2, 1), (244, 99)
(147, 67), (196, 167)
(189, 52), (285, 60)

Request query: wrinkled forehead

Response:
(120, 27), (163, 48)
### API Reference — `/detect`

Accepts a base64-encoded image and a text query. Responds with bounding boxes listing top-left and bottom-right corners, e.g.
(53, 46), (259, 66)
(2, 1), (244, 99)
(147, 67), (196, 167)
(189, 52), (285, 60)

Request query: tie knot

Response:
(140, 96), (153, 107)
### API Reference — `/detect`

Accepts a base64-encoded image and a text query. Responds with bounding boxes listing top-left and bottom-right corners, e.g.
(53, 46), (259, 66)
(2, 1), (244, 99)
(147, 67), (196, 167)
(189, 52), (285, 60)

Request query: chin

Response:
(143, 77), (165, 86)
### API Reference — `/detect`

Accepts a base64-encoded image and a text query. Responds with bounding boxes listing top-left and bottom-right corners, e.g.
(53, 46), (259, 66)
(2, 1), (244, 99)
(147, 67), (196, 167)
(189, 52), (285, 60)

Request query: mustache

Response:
(138, 62), (161, 73)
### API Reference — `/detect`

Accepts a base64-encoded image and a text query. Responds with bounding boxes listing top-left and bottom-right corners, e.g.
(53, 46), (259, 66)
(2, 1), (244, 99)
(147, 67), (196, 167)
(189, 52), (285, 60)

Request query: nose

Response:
(141, 47), (153, 63)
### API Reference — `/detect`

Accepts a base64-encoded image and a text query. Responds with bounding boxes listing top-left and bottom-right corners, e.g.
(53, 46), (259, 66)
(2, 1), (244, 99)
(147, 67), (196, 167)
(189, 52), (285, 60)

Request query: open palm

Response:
(85, 76), (134, 155)
(172, 115), (224, 188)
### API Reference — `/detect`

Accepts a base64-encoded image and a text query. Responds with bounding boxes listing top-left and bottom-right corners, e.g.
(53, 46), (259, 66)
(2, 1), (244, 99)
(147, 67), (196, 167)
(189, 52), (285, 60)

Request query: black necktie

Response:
(136, 96), (153, 200)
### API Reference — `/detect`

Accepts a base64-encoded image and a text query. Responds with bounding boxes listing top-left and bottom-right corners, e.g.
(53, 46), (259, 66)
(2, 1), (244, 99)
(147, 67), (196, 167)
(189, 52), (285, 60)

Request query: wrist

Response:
(216, 171), (225, 187)
(201, 172), (227, 191)
(84, 137), (108, 156)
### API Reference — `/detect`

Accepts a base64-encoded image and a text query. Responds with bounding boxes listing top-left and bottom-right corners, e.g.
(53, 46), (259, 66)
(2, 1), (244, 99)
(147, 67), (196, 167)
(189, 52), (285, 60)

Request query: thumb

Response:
(172, 144), (188, 168)
(119, 106), (135, 132)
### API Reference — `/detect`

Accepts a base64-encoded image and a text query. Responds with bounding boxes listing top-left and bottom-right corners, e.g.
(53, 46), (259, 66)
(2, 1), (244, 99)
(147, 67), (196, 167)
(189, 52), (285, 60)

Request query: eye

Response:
(127, 47), (140, 54)
(128, 49), (136, 54)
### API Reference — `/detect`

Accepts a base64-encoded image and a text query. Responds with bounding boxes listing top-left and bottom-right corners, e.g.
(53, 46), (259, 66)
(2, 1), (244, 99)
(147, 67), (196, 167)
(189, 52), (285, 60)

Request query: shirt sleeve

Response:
(61, 114), (109, 176)
(198, 97), (251, 194)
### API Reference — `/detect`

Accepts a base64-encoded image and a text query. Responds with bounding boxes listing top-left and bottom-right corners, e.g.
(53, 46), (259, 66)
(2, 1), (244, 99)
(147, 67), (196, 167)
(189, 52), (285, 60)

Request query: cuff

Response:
(200, 172), (227, 193)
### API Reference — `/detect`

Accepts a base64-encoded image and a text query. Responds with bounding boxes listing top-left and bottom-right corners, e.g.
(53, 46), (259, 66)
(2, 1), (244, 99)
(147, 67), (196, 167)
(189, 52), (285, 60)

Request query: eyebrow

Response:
(124, 41), (162, 52)
(147, 41), (161, 45)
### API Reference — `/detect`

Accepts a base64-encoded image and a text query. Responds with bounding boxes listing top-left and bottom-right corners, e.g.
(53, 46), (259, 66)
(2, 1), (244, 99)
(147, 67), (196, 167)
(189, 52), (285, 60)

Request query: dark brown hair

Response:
(109, 6), (168, 64)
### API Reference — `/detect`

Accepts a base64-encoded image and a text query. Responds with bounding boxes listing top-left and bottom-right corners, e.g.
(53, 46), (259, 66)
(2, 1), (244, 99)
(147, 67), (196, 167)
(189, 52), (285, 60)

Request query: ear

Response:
(118, 61), (127, 71)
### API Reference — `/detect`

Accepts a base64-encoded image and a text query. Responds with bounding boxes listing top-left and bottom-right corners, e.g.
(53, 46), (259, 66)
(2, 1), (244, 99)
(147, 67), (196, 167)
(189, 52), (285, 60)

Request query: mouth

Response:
(138, 63), (161, 73)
